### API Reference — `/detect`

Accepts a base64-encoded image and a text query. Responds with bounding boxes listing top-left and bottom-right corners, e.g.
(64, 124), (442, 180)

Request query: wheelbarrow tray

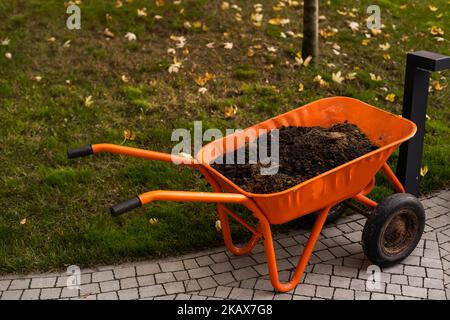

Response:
(197, 96), (416, 224)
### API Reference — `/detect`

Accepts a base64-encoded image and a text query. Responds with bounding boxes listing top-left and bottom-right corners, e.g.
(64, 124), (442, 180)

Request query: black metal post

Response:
(396, 51), (450, 196)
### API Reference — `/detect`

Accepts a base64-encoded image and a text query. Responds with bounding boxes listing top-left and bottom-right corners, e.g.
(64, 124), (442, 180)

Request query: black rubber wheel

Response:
(362, 193), (425, 268)
(304, 202), (347, 225)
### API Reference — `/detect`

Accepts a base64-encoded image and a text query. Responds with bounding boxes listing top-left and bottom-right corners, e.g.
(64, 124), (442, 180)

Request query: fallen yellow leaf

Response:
(215, 220), (222, 231)
(383, 53), (391, 61)
(429, 5), (438, 12)
(84, 95), (94, 107)
(148, 218), (158, 225)
(420, 165), (428, 177)
(103, 28), (115, 38)
(430, 26), (444, 36)
(345, 72), (357, 80)
(121, 75), (129, 83)
(370, 73), (382, 81)
(332, 71), (345, 84)
(432, 80), (445, 91)
(298, 83), (304, 92)
(379, 42), (390, 51)
(123, 129), (136, 141)
(20, 218), (27, 225)
(224, 105), (238, 118)
(361, 39), (371, 46)
(155, 0), (165, 7)
(385, 93), (396, 102)
(303, 56), (312, 67)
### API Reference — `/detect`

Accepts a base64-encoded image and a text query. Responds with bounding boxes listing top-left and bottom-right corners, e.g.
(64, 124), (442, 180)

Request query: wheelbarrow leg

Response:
(217, 204), (261, 256)
(258, 205), (331, 292)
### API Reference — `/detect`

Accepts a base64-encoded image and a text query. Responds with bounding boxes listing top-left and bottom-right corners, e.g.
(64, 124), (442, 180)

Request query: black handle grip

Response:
(110, 197), (142, 216)
(67, 145), (93, 159)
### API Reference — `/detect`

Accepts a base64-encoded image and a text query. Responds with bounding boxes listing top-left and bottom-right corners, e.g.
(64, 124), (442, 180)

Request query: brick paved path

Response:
(1, 190), (449, 300)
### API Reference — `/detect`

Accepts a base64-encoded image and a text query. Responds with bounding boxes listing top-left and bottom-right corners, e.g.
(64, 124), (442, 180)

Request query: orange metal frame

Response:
(89, 143), (405, 292)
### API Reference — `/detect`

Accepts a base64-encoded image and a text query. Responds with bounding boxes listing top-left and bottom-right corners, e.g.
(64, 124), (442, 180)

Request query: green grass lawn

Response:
(0, 0), (449, 273)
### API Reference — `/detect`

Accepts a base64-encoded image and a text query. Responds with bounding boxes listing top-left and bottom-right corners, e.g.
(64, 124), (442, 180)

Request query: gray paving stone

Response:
(21, 289), (41, 300)
(213, 272), (235, 286)
(114, 267), (136, 279)
(118, 288), (139, 300)
(40, 288), (61, 300)
(137, 275), (155, 286)
(9, 279), (30, 290)
(139, 285), (165, 298)
(184, 279), (201, 292)
(183, 259), (200, 270)
(316, 286), (334, 299)
(428, 289), (446, 300)
(136, 263), (161, 276)
(196, 256), (214, 267)
(391, 274), (408, 285)
(230, 256), (256, 269)
(160, 261), (184, 272)
(30, 277), (56, 289)
(1, 290), (22, 300)
(97, 292), (118, 300)
(228, 287), (253, 299)
(214, 286), (232, 299)
(427, 268), (444, 279)
(304, 273), (330, 286)
(333, 288), (355, 300)
(402, 285), (428, 299)
(386, 284), (401, 295)
(80, 283), (100, 295)
(333, 265), (358, 278)
(188, 267), (213, 279)
(173, 270), (189, 281)
(211, 261), (234, 274)
(59, 286), (79, 299)
(313, 264), (333, 275)
(198, 276), (217, 290)
(155, 272), (176, 284)
(100, 280), (120, 293)
(0, 280), (11, 291)
(164, 281), (185, 294)
(210, 252), (228, 263)
(120, 277), (138, 289)
(92, 271), (114, 283)
(350, 279), (366, 291)
(253, 290), (275, 300)
(232, 267), (258, 281)
(371, 293), (394, 300)
(330, 276), (351, 289)
(424, 278), (444, 290)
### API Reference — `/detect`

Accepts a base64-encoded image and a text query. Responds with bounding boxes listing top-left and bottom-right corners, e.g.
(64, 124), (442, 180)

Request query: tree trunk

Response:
(302, 0), (319, 62)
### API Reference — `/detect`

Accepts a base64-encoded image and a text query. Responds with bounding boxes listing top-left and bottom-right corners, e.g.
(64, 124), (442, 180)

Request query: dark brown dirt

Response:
(211, 123), (378, 194)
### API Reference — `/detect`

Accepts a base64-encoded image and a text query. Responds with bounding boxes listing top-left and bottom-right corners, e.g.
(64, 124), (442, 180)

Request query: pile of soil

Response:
(211, 123), (378, 194)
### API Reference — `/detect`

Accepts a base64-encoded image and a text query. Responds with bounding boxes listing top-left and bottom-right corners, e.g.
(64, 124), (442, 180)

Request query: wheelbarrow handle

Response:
(67, 143), (197, 165)
(111, 190), (248, 216)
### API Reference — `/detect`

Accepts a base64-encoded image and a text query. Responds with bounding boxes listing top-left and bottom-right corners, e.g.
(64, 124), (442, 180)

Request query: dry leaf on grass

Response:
(224, 105), (238, 118)
(84, 95), (94, 107)
(420, 166), (429, 177)
(385, 93), (396, 102)
(123, 129), (136, 141)
(332, 71), (345, 84)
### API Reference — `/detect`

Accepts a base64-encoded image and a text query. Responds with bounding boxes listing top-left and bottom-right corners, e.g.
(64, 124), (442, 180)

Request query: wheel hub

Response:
(380, 209), (419, 256)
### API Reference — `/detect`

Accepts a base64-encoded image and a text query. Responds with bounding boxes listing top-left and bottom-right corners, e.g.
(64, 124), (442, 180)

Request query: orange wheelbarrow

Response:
(68, 97), (425, 292)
